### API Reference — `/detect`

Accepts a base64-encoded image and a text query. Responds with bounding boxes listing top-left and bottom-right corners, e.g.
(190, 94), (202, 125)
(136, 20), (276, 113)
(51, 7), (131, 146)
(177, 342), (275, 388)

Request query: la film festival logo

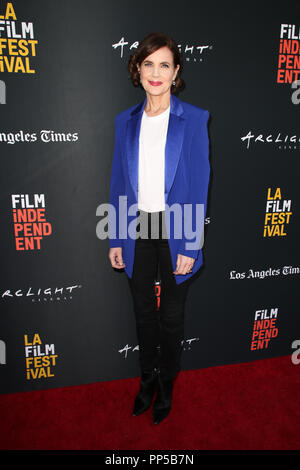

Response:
(264, 187), (292, 237)
(12, 194), (52, 250)
(0, 2), (38, 74)
(250, 308), (279, 351)
(24, 333), (58, 380)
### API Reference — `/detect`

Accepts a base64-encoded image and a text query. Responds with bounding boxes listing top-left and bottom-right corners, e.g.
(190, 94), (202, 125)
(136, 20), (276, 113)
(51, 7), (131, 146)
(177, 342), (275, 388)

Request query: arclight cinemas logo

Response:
(241, 130), (300, 150)
(119, 338), (199, 359)
(1, 283), (82, 302)
(112, 37), (212, 62)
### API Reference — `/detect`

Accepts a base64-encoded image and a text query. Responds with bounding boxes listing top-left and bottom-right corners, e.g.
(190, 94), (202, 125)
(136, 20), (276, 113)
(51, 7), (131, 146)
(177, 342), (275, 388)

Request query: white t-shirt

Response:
(137, 105), (170, 212)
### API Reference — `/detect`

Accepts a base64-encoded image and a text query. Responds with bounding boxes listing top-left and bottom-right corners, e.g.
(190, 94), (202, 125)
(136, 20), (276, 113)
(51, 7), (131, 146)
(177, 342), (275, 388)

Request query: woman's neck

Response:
(144, 92), (171, 116)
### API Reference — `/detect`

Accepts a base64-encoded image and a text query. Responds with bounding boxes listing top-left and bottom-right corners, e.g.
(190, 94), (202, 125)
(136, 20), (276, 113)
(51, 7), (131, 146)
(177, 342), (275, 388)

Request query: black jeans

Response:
(127, 210), (192, 379)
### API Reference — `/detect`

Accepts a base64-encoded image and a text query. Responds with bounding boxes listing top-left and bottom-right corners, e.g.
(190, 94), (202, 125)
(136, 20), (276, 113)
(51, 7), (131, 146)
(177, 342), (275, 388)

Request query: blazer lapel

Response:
(164, 96), (185, 200)
(125, 93), (185, 203)
(125, 97), (146, 202)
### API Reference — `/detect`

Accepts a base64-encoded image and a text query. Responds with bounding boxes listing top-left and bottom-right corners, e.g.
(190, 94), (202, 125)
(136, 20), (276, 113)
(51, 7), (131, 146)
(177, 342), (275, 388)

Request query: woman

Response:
(108, 32), (210, 424)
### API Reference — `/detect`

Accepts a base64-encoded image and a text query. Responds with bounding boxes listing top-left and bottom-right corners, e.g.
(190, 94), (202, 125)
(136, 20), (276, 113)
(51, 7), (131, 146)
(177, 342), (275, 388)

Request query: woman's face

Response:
(137, 46), (180, 98)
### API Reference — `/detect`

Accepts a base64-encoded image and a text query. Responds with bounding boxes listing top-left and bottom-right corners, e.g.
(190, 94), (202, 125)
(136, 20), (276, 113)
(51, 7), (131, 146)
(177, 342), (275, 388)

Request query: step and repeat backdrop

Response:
(0, 0), (299, 394)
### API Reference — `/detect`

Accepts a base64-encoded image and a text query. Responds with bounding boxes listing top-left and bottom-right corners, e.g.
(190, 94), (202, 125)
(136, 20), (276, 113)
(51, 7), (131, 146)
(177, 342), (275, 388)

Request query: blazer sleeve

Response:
(109, 115), (125, 248)
(177, 110), (210, 259)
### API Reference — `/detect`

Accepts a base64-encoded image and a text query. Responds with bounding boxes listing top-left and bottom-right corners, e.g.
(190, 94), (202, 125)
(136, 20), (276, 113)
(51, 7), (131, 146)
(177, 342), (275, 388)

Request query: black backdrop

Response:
(0, 0), (299, 394)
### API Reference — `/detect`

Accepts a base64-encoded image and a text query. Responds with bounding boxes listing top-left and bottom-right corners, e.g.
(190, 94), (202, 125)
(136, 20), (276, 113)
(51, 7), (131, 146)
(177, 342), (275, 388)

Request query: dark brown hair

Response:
(128, 32), (185, 94)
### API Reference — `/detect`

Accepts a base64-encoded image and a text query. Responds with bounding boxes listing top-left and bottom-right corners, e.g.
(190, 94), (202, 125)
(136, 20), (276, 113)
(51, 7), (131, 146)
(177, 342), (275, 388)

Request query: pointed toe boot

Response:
(152, 372), (174, 424)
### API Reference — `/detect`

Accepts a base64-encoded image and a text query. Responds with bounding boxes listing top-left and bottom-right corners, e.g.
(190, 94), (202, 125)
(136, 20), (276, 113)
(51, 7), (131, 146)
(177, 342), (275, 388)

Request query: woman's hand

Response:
(173, 253), (195, 276)
(109, 247), (126, 269)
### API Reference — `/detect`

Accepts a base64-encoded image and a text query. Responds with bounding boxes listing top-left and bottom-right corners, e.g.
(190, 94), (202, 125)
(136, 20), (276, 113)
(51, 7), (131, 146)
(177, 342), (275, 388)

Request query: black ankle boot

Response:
(132, 369), (158, 416)
(152, 372), (174, 425)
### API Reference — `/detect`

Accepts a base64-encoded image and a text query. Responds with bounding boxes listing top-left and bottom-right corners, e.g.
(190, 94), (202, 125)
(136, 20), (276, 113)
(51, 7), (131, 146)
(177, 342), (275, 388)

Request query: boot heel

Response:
(132, 369), (158, 416)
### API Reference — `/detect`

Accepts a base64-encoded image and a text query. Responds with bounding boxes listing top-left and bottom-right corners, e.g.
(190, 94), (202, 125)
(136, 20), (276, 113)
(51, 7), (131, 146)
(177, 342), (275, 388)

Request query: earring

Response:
(172, 79), (176, 86)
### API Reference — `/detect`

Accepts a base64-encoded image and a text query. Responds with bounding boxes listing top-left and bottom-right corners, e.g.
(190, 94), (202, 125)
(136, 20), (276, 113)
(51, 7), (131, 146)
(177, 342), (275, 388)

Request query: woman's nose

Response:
(152, 67), (160, 77)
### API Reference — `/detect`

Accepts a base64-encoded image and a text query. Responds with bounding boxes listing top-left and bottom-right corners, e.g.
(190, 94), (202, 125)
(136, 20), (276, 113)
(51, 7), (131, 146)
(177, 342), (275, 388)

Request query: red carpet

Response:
(1, 355), (299, 450)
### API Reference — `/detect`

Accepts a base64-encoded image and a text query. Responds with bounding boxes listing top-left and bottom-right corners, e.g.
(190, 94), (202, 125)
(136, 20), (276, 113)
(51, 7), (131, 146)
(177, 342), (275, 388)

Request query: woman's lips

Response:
(149, 81), (162, 86)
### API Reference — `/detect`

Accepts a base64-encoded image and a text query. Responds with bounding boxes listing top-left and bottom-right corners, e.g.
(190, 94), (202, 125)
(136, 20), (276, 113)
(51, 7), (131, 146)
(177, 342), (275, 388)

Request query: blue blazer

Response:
(109, 93), (210, 285)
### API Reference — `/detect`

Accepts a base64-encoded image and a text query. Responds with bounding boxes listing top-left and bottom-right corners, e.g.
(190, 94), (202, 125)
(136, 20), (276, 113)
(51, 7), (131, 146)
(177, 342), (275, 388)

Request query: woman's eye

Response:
(143, 63), (169, 68)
